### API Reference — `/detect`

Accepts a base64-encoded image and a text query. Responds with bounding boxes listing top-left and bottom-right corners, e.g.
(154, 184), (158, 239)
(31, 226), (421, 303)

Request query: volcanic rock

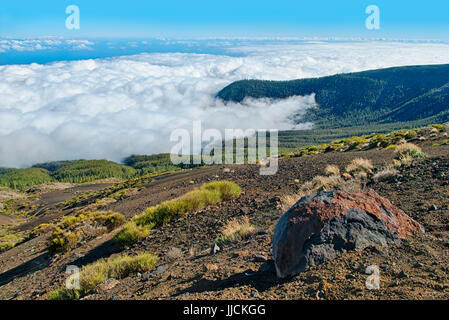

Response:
(273, 189), (424, 278)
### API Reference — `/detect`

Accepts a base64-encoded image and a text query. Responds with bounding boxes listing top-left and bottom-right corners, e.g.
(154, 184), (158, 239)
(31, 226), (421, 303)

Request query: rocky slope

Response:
(0, 129), (448, 300)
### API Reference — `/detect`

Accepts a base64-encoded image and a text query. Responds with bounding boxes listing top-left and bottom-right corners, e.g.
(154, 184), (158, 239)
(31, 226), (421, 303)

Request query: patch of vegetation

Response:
(48, 252), (157, 300)
(215, 216), (255, 247)
(279, 123), (446, 161)
(345, 158), (374, 175)
(0, 168), (53, 191)
(113, 181), (242, 247)
(48, 160), (136, 183)
(372, 168), (399, 182)
(113, 221), (152, 247)
(0, 227), (26, 252)
(48, 211), (125, 253)
(394, 143), (426, 165)
(324, 165), (340, 176)
(123, 154), (203, 174)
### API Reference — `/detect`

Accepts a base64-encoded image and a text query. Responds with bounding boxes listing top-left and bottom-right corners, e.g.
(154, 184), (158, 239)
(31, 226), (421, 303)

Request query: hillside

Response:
(0, 122), (448, 300)
(0, 155), (203, 191)
(217, 64), (449, 129)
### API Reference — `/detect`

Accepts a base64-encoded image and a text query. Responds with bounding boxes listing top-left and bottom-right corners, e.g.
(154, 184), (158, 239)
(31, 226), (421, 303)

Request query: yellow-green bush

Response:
(113, 181), (242, 247)
(48, 211), (125, 253)
(113, 221), (152, 247)
(0, 229), (25, 252)
(48, 252), (157, 300)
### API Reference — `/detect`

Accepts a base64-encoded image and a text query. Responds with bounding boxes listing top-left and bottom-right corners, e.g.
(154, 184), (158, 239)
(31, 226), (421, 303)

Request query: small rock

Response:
(210, 243), (220, 255)
(429, 204), (438, 211)
(150, 265), (167, 276)
(253, 254), (268, 262)
(342, 173), (352, 180)
(141, 273), (151, 281)
(95, 278), (119, 292)
(397, 270), (409, 279)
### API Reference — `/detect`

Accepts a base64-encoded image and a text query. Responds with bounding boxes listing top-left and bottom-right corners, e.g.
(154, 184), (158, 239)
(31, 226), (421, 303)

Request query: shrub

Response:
(200, 180), (242, 201)
(279, 194), (299, 212)
(300, 175), (345, 196)
(48, 252), (158, 300)
(93, 212), (126, 231)
(215, 216), (255, 247)
(345, 158), (374, 175)
(48, 211), (126, 253)
(113, 221), (151, 247)
(0, 230), (25, 252)
(372, 168), (399, 182)
(432, 124), (444, 132)
(395, 143), (426, 165)
(324, 165), (340, 176)
(113, 181), (242, 246)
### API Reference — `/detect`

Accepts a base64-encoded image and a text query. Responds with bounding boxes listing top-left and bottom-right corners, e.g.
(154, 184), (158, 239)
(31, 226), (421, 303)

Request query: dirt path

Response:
(0, 214), (23, 226)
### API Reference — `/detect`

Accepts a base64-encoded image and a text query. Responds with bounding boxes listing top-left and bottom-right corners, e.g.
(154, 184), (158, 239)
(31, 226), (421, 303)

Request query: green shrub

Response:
(200, 180), (242, 201)
(113, 181), (242, 246)
(113, 222), (151, 247)
(48, 211), (126, 253)
(48, 252), (158, 300)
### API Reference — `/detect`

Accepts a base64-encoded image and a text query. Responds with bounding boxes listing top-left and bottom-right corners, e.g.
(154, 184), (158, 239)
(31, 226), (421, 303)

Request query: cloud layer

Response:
(2, 41), (449, 167)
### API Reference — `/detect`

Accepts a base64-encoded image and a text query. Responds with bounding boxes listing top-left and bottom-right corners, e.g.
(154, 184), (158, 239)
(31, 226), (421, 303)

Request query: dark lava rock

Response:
(273, 189), (424, 278)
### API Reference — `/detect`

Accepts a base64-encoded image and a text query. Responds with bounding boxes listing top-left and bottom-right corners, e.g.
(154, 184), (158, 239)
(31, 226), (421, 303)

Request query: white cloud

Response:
(0, 39), (94, 52)
(1, 41), (449, 167)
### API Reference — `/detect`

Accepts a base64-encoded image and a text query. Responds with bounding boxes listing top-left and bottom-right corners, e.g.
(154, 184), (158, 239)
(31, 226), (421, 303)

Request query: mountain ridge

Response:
(216, 63), (449, 128)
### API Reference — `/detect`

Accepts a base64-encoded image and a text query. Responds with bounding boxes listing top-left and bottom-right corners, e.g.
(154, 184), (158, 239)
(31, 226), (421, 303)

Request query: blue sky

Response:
(1, 0), (449, 39)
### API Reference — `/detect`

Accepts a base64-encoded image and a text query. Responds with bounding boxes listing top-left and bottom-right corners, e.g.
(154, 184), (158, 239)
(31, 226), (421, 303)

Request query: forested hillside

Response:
(217, 64), (449, 128)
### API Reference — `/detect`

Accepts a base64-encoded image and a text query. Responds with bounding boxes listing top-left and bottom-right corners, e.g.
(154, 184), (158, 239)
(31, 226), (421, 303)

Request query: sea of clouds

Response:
(1, 40), (449, 168)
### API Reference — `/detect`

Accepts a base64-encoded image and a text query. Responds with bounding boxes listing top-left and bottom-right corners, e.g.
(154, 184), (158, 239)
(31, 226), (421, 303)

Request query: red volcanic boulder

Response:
(273, 189), (424, 278)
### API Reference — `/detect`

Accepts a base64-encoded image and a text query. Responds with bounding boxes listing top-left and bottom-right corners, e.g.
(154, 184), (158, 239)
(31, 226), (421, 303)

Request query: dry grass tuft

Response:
(394, 143), (426, 165)
(345, 158), (374, 175)
(372, 168), (399, 182)
(216, 216), (255, 247)
(48, 252), (157, 300)
(279, 194), (299, 212)
(324, 165), (340, 176)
